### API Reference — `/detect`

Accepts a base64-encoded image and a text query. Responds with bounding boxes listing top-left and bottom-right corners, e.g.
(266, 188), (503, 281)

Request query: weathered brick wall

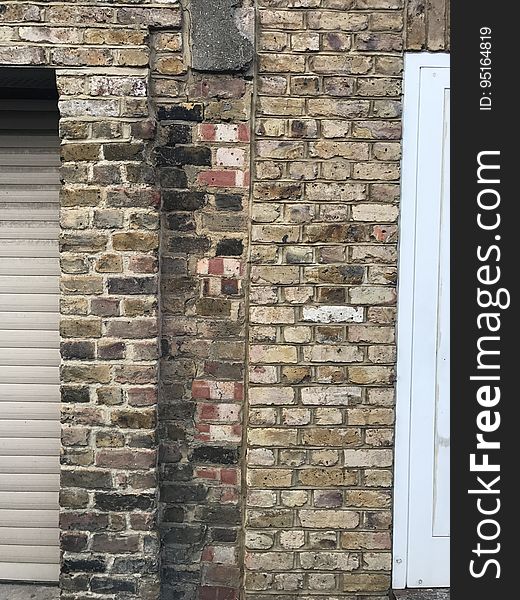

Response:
(246, 1), (402, 597)
(406, 0), (450, 50)
(151, 11), (253, 598)
(1, 2), (254, 599)
(0, 2), (181, 599)
(0, 1), (451, 598)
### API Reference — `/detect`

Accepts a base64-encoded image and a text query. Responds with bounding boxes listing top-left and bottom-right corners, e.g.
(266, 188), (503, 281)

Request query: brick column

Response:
(58, 70), (161, 599)
(152, 26), (253, 600)
(246, 1), (403, 597)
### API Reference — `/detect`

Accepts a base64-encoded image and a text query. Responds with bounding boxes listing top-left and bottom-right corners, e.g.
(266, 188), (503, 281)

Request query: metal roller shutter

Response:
(0, 98), (60, 582)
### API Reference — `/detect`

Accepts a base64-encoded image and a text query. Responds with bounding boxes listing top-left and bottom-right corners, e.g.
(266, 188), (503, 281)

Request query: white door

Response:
(0, 98), (60, 582)
(393, 54), (450, 589)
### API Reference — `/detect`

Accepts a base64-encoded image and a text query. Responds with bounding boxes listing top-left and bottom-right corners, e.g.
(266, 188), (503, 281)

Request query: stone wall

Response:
(246, 1), (402, 597)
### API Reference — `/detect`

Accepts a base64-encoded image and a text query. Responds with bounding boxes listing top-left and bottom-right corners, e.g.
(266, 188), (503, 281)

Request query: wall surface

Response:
(0, 1), (450, 599)
(246, 1), (402, 597)
(0, 2), (172, 599)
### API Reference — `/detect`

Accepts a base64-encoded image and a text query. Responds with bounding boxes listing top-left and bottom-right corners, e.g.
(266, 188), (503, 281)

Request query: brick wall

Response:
(0, 3), (176, 599)
(246, 1), (403, 597)
(152, 31), (252, 600)
(0, 1), (451, 599)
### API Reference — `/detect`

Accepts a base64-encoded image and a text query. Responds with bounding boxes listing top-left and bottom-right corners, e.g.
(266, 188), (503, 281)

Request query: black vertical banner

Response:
(451, 3), (515, 599)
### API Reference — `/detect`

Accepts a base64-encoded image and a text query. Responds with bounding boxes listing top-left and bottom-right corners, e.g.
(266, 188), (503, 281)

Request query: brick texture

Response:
(0, 2), (175, 599)
(405, 0), (450, 50)
(0, 0), (451, 598)
(246, 1), (403, 597)
(153, 28), (252, 600)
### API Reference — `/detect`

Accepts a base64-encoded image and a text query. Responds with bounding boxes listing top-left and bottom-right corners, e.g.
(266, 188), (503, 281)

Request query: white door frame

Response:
(393, 52), (451, 589)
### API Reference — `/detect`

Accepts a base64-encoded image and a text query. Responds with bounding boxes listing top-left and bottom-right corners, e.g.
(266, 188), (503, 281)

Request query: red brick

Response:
(198, 170), (237, 187)
(238, 123), (250, 142)
(200, 124), (216, 141)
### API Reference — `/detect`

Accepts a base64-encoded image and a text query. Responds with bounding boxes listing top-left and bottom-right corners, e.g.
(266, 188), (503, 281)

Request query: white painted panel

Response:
(0, 312), (60, 329)
(0, 438), (59, 456)
(0, 544), (59, 564)
(0, 366), (60, 385)
(0, 528), (59, 546)
(0, 275), (59, 293)
(0, 492), (59, 510)
(0, 384), (59, 403)
(0, 455), (60, 474)
(0, 349), (60, 367)
(0, 240), (58, 258)
(393, 54), (450, 590)
(0, 190), (60, 203)
(0, 207), (60, 223)
(0, 223), (60, 240)
(0, 420), (60, 438)
(0, 149), (60, 167)
(0, 474), (59, 493)
(0, 563), (59, 582)
(0, 294), (59, 312)
(0, 101), (61, 582)
(0, 257), (60, 276)
(0, 167), (60, 185)
(0, 330), (60, 349)
(0, 403), (59, 421)
(0, 509), (58, 528)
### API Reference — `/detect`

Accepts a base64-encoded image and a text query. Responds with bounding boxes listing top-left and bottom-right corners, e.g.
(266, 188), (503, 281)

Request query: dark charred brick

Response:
(163, 190), (207, 211)
(97, 341), (125, 361)
(112, 557), (157, 575)
(191, 446), (238, 465)
(63, 557), (107, 574)
(197, 505), (240, 526)
(95, 493), (155, 512)
(161, 507), (185, 523)
(103, 143), (144, 161)
(160, 484), (208, 503)
(108, 277), (157, 295)
(61, 386), (90, 403)
(60, 512), (110, 532)
(131, 119), (156, 140)
(221, 278), (239, 295)
(159, 444), (182, 463)
(215, 193), (243, 211)
(204, 361), (243, 379)
(167, 235), (211, 254)
(211, 528), (238, 543)
(169, 146), (212, 166)
(162, 526), (204, 546)
(163, 123), (192, 144)
(61, 469), (113, 490)
(61, 532), (88, 553)
(126, 163), (155, 184)
(216, 238), (243, 256)
(166, 214), (196, 232)
(90, 577), (137, 594)
(160, 167), (188, 189)
(161, 464), (193, 482)
(157, 104), (204, 122)
(161, 257), (187, 275)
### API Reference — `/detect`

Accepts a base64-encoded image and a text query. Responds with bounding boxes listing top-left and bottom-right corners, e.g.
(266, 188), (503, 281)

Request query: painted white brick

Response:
(302, 305), (364, 323)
